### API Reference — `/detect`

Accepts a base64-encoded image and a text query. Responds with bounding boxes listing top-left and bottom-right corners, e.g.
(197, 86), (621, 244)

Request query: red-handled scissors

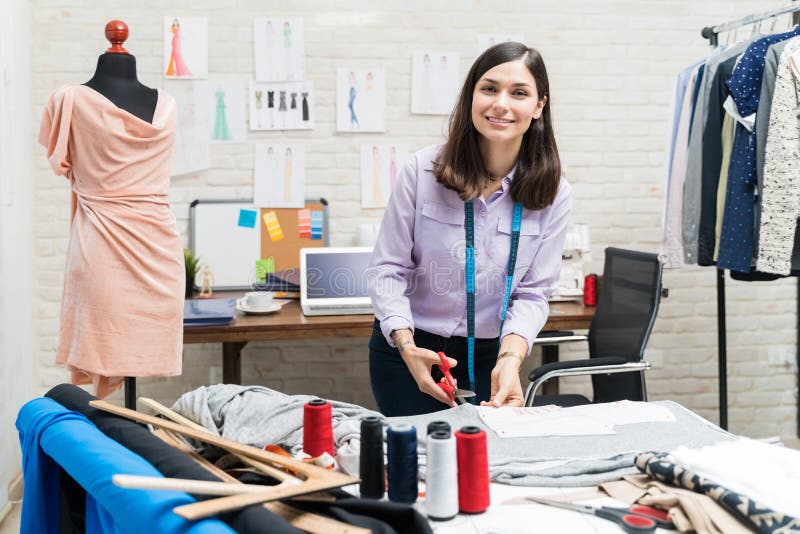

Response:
(526, 496), (672, 533)
(436, 351), (476, 404)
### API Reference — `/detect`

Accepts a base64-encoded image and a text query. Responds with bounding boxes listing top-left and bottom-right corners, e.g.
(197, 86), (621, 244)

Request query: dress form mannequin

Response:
(84, 20), (157, 123)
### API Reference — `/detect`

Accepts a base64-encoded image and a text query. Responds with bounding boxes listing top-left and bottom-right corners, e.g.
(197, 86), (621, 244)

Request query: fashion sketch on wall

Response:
(411, 51), (460, 115)
(249, 81), (314, 131)
(360, 144), (408, 208)
(336, 69), (386, 133)
(254, 17), (305, 82)
(194, 80), (246, 143)
(476, 33), (525, 55)
(163, 16), (208, 79)
(167, 83), (210, 176)
(253, 143), (305, 208)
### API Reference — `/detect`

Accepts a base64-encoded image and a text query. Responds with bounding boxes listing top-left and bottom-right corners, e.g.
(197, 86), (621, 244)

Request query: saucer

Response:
(236, 298), (282, 315)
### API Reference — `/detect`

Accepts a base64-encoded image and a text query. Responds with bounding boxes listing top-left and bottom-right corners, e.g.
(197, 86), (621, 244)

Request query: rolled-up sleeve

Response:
(501, 179), (573, 350)
(367, 156), (419, 346)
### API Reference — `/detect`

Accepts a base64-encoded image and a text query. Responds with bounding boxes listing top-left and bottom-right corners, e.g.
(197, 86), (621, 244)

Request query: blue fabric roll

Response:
(16, 397), (233, 534)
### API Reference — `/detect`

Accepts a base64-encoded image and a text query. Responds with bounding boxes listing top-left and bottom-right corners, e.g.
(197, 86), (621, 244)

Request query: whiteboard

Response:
(190, 200), (261, 290)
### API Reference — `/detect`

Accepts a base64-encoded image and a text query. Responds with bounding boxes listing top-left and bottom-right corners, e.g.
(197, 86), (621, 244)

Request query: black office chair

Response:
(524, 247), (665, 407)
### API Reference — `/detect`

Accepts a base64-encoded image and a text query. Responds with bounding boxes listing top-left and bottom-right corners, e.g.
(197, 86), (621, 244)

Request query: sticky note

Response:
(262, 211), (284, 242)
(298, 208), (311, 239)
(238, 209), (257, 228)
(256, 257), (275, 280)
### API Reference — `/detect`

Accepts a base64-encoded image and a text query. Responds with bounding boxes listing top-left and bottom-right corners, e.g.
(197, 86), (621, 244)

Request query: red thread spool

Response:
(303, 399), (334, 458)
(455, 426), (490, 513)
(583, 274), (598, 307)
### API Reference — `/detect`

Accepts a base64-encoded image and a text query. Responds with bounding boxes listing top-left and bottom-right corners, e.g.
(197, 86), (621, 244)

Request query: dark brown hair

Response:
(434, 42), (561, 210)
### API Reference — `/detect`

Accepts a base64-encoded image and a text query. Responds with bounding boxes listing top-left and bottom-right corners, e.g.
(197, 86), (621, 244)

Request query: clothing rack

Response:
(699, 3), (800, 433)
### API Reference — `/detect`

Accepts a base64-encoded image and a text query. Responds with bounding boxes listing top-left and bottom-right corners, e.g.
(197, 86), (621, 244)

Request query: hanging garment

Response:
(717, 28), (800, 273)
(38, 84), (184, 397)
(757, 38), (800, 274)
(267, 90), (274, 108)
(663, 63), (703, 268)
(754, 39), (800, 271)
(696, 53), (742, 266)
(290, 92), (297, 109)
(713, 111), (736, 261)
(278, 90), (287, 111)
(683, 42), (750, 264)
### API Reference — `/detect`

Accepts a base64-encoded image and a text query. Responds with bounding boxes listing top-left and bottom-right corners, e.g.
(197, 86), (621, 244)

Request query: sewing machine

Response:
(550, 224), (591, 302)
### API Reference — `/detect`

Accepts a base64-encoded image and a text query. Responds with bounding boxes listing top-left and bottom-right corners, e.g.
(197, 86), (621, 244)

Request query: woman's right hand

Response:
(399, 344), (459, 408)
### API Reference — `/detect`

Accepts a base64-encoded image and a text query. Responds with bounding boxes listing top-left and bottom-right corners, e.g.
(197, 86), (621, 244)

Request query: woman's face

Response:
(470, 59), (545, 147)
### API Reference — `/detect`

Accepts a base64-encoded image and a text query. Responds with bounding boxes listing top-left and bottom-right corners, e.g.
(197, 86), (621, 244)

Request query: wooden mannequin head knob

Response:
(105, 20), (129, 54)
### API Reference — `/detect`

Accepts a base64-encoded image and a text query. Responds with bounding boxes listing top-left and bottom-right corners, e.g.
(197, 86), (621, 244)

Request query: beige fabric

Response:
(601, 474), (750, 534)
(39, 84), (184, 397)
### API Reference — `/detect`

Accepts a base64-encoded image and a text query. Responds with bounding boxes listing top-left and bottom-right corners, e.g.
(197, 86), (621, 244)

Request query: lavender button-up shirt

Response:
(367, 144), (572, 351)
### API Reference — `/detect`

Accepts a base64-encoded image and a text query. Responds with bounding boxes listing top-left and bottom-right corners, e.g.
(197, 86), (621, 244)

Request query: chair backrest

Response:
(588, 247), (663, 403)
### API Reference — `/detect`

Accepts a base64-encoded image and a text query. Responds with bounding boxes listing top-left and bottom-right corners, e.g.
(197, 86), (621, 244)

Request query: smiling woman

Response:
(366, 42), (572, 417)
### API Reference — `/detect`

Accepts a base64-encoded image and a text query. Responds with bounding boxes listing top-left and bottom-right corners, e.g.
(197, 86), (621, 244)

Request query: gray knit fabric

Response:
(172, 385), (735, 488)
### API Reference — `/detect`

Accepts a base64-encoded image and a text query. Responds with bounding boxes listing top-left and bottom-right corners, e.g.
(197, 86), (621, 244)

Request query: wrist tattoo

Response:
(497, 351), (525, 364)
(397, 339), (415, 354)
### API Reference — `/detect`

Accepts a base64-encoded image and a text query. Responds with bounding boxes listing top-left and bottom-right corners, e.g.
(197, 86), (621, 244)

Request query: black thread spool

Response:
(359, 416), (385, 499)
(427, 420), (451, 435)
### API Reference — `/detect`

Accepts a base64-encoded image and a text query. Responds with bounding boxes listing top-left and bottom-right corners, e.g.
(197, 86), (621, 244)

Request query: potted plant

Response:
(184, 248), (201, 298)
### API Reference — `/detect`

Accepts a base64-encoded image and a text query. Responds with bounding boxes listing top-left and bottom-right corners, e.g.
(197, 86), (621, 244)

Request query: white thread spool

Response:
(425, 429), (458, 520)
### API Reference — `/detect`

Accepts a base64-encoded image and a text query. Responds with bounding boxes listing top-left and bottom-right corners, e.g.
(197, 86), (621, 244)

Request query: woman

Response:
(367, 42), (572, 416)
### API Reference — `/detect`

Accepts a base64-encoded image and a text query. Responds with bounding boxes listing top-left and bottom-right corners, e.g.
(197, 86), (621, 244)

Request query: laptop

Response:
(300, 247), (374, 316)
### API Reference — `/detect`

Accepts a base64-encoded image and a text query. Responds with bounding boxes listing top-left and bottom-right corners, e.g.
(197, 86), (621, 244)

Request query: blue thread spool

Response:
(386, 423), (418, 503)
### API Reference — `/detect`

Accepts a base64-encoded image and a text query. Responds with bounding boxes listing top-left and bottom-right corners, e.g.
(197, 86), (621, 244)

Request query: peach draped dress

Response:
(39, 84), (184, 397)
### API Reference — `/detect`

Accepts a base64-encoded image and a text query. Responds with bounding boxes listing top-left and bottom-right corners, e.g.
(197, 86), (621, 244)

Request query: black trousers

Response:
(369, 319), (499, 416)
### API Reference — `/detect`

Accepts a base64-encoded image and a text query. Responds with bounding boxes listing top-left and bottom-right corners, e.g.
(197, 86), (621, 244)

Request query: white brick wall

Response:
(28, 0), (798, 443)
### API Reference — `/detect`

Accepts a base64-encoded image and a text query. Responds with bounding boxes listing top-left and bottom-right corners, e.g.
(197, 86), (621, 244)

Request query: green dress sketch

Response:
(212, 88), (232, 141)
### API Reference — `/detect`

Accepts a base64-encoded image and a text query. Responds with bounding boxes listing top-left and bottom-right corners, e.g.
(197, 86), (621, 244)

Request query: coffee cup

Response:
(245, 291), (274, 309)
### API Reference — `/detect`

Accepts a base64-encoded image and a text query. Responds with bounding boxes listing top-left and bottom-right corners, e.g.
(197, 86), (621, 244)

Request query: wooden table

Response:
(184, 297), (595, 385)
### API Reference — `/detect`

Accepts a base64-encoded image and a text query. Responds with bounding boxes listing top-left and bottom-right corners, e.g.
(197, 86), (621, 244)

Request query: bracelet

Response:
(396, 340), (415, 354)
(497, 351), (525, 364)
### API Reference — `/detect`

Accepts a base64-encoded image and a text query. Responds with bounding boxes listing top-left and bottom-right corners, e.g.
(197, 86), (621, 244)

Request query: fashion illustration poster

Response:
(411, 51), (460, 115)
(167, 83), (210, 176)
(194, 80), (247, 143)
(336, 69), (386, 133)
(253, 144), (305, 208)
(476, 33), (525, 55)
(163, 16), (208, 79)
(248, 80), (314, 131)
(254, 17), (305, 82)
(360, 144), (408, 208)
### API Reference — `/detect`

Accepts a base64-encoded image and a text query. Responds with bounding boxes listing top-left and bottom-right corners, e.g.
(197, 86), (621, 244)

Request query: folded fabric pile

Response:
(633, 438), (800, 533)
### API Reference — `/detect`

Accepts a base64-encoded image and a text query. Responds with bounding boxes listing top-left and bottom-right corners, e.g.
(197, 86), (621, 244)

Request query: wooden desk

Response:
(184, 298), (595, 386)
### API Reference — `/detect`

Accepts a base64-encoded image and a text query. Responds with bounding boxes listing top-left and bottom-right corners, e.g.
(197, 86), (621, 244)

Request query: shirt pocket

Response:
(418, 201), (464, 259)
(489, 217), (541, 276)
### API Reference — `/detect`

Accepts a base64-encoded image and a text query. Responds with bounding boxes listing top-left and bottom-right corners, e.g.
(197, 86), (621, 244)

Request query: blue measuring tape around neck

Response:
(464, 200), (522, 401)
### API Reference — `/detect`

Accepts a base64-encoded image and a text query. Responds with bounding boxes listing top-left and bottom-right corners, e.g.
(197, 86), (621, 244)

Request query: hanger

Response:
(90, 399), (358, 520)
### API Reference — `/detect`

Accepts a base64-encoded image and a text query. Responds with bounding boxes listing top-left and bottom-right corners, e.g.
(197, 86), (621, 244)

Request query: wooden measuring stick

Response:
(90, 400), (357, 519)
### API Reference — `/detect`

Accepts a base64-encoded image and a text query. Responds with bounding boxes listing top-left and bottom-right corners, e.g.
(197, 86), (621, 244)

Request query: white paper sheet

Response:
(476, 401), (675, 439)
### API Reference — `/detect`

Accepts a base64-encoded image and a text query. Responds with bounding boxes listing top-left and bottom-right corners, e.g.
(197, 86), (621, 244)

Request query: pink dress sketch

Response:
(166, 19), (192, 77)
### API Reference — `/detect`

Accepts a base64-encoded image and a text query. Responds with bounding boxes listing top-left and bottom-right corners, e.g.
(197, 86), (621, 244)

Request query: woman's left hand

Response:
(480, 357), (525, 407)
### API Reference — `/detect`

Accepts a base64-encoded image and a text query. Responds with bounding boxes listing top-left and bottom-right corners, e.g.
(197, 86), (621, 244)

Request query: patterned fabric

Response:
(758, 38), (800, 274)
(635, 452), (800, 533)
(717, 28), (800, 273)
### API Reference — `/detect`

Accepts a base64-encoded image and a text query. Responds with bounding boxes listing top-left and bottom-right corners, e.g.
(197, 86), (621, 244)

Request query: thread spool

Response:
(427, 420), (451, 435)
(303, 399), (334, 458)
(386, 424), (418, 503)
(455, 426), (490, 513)
(426, 429), (458, 520)
(359, 416), (385, 499)
(583, 273), (598, 307)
